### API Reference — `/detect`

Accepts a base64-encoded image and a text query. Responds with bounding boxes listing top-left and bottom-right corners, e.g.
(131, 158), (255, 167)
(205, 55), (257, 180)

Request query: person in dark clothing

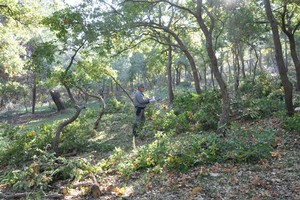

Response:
(132, 84), (155, 136)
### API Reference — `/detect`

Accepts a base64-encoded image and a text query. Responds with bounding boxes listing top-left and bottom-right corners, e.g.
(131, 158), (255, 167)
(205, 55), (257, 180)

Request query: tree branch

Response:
(105, 72), (134, 103)
(76, 86), (106, 129)
(64, 40), (86, 76)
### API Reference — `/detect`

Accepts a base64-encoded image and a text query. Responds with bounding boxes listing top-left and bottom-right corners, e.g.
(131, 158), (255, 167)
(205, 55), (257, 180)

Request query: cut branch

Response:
(76, 87), (106, 130)
(0, 192), (64, 199)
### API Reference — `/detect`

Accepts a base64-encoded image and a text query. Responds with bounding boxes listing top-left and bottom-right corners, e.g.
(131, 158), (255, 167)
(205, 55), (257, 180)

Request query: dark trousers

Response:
(133, 107), (145, 136)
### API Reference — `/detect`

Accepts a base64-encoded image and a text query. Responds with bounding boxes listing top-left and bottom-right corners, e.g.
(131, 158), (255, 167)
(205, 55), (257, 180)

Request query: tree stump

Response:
(50, 90), (65, 111)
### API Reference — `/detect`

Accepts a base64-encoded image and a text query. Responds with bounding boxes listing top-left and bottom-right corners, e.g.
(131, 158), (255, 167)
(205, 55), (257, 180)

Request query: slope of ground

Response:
(0, 111), (299, 200)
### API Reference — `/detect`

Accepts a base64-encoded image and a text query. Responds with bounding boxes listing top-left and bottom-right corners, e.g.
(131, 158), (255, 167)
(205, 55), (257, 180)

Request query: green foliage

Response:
(0, 81), (27, 97)
(0, 113), (98, 166)
(148, 90), (221, 133)
(283, 114), (300, 133)
(241, 97), (284, 120)
(1, 149), (98, 192)
(101, 128), (276, 174)
(105, 97), (124, 113)
(150, 109), (178, 131)
(240, 75), (281, 98)
(222, 128), (275, 162)
(59, 116), (97, 154)
(0, 124), (53, 166)
(236, 75), (285, 120)
(293, 94), (300, 107)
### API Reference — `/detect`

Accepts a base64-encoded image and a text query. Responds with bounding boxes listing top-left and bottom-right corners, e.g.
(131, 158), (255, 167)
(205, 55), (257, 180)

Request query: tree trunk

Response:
(251, 46), (259, 84)
(0, 97), (3, 108)
(130, 80), (134, 92)
(264, 0), (294, 116)
(233, 48), (240, 92)
(77, 87), (106, 130)
(175, 65), (180, 85)
(106, 72), (134, 103)
(210, 66), (215, 89)
(167, 36), (174, 104)
(52, 41), (86, 154)
(32, 75), (37, 114)
(50, 90), (65, 111)
(196, 0), (230, 134)
(240, 48), (246, 79)
(52, 105), (84, 154)
(204, 65), (207, 90)
(227, 59), (232, 84)
(259, 50), (263, 72)
(159, 26), (202, 93)
(285, 33), (300, 91)
(284, 34), (289, 69)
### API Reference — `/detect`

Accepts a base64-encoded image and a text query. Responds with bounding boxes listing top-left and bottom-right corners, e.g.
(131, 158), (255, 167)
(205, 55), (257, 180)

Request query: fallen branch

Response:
(72, 181), (94, 188)
(0, 192), (63, 199)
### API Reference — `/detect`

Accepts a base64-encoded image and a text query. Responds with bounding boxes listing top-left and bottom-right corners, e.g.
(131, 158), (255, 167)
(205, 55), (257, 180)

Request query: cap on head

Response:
(138, 84), (145, 89)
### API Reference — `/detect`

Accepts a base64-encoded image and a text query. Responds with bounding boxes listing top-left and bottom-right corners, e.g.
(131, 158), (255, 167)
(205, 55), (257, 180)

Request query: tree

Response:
(0, 0), (58, 111)
(194, 0), (230, 132)
(264, 0), (294, 116)
(42, 5), (98, 153)
(118, 0), (202, 93)
(277, 1), (300, 91)
(26, 41), (57, 113)
(120, 0), (230, 131)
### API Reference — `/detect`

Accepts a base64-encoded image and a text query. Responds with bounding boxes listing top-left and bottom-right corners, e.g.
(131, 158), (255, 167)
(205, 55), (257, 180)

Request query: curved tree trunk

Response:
(279, 3), (300, 91)
(264, 0), (294, 116)
(52, 105), (85, 154)
(52, 41), (86, 154)
(207, 37), (230, 132)
(168, 31), (201, 94)
(196, 0), (230, 134)
(141, 21), (202, 94)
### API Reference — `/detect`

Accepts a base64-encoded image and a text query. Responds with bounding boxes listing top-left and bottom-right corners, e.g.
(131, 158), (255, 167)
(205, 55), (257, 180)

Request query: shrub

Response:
(0, 115), (97, 165)
(101, 128), (276, 174)
(56, 114), (98, 153)
(240, 74), (275, 98)
(283, 114), (300, 133)
(222, 128), (275, 162)
(241, 97), (284, 120)
(0, 124), (54, 166)
(149, 90), (221, 133)
(150, 109), (178, 131)
(106, 97), (123, 113)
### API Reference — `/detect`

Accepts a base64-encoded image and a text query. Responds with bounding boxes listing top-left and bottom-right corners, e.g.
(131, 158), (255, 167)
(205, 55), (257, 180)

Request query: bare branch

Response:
(64, 40), (87, 76)
(105, 72), (134, 103)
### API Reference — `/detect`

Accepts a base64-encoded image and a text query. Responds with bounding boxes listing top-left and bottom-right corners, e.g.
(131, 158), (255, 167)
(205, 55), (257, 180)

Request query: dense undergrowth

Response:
(0, 75), (299, 196)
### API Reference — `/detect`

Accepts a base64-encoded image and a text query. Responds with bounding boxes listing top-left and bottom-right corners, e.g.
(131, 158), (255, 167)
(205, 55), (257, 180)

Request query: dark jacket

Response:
(134, 90), (149, 108)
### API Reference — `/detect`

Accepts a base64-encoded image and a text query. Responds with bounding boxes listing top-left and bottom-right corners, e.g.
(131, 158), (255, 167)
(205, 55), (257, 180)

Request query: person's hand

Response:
(149, 96), (156, 102)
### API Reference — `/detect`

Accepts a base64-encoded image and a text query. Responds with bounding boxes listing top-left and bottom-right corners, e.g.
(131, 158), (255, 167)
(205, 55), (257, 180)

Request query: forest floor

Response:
(78, 117), (299, 200)
(0, 111), (299, 200)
